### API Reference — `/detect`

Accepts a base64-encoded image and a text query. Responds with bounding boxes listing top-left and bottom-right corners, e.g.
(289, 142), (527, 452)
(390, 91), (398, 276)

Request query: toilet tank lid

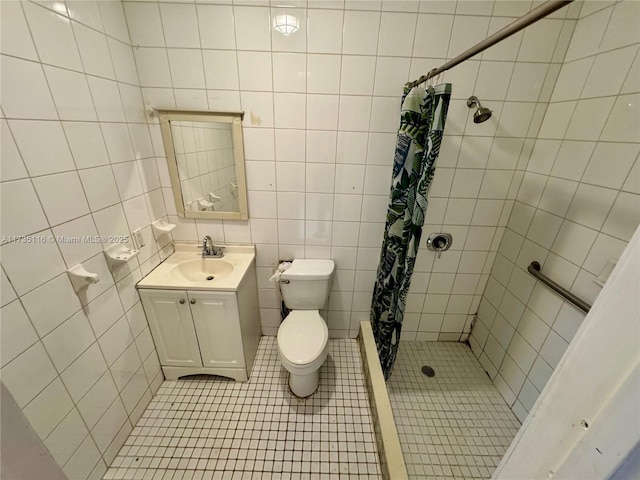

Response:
(281, 259), (335, 280)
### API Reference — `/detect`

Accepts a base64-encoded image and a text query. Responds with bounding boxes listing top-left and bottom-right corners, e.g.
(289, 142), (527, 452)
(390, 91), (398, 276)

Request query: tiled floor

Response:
(387, 341), (521, 479)
(104, 337), (381, 480)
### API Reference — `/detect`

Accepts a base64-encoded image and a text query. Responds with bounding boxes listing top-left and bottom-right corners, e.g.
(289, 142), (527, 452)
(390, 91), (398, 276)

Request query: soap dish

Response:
(104, 244), (139, 268)
(151, 219), (176, 238)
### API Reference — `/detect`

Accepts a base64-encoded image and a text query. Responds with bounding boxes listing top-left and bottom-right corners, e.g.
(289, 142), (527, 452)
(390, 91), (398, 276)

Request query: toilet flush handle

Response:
(280, 279), (290, 284)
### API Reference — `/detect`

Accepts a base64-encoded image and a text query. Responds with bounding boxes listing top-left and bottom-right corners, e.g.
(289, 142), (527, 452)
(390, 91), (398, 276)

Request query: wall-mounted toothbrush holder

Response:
(151, 219), (176, 239)
(104, 244), (139, 268)
(67, 264), (100, 293)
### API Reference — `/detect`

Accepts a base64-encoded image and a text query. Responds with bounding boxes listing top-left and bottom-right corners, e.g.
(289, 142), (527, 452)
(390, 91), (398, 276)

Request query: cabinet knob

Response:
(179, 299), (185, 304)
(190, 299), (196, 304)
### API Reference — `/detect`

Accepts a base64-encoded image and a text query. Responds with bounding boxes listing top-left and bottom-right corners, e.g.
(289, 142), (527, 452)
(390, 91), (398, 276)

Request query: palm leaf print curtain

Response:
(370, 83), (452, 379)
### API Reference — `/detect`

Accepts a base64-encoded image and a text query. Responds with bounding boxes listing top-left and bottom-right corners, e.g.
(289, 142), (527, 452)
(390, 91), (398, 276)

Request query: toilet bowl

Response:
(275, 259), (334, 397)
(277, 310), (329, 397)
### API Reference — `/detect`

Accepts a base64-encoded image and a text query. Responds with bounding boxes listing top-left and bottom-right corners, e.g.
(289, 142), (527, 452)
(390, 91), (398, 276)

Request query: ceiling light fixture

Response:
(272, 14), (299, 36)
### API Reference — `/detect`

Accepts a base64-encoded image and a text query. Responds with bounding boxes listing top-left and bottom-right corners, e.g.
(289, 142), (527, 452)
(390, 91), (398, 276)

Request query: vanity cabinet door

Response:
(188, 291), (245, 369)
(140, 289), (203, 368)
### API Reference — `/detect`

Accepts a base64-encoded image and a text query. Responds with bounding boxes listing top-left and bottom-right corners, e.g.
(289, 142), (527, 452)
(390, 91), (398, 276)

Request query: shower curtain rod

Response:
(405, 0), (575, 89)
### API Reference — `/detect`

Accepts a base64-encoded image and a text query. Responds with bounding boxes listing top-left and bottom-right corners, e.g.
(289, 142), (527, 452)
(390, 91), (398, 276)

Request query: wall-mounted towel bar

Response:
(527, 261), (591, 314)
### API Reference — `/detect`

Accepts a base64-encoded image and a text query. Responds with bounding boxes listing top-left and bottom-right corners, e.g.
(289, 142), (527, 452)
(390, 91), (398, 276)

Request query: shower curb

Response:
(358, 321), (408, 480)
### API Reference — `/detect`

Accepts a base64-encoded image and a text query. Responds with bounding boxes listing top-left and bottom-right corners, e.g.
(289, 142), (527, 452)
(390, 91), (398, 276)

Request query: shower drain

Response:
(421, 365), (435, 377)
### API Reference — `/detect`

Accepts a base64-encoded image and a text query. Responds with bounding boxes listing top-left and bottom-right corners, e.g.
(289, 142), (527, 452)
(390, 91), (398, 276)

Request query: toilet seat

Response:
(277, 310), (328, 372)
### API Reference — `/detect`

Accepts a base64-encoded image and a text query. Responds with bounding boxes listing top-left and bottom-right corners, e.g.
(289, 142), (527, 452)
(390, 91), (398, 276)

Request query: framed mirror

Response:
(157, 110), (249, 220)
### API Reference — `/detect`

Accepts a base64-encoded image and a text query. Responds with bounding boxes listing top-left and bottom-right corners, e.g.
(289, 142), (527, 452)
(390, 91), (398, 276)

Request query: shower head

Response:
(474, 107), (493, 123)
(467, 96), (492, 124)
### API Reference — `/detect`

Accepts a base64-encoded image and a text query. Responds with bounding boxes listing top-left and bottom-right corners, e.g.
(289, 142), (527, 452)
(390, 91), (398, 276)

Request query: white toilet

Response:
(277, 259), (335, 397)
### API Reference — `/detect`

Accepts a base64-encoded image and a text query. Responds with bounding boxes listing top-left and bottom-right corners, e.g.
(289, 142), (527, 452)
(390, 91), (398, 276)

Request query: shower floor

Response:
(387, 341), (520, 479)
(103, 337), (381, 479)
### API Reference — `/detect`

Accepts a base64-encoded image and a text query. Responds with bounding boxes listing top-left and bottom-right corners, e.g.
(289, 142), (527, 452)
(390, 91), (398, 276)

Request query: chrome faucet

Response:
(202, 236), (224, 258)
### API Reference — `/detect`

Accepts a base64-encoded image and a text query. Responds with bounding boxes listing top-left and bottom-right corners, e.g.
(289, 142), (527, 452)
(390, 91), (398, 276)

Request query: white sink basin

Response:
(136, 244), (255, 291)
(170, 258), (234, 282)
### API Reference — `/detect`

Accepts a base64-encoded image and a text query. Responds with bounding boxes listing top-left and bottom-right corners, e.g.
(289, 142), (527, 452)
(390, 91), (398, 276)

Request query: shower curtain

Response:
(370, 83), (452, 379)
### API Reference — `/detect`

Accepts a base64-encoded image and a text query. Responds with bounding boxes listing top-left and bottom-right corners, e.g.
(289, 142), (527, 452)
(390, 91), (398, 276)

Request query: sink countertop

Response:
(137, 243), (255, 291)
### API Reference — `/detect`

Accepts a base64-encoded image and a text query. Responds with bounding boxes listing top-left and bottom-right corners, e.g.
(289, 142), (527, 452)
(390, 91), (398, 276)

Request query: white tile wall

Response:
(2, 1), (629, 475)
(471, 0), (640, 423)
(126, 0), (579, 341)
(0, 2), (165, 479)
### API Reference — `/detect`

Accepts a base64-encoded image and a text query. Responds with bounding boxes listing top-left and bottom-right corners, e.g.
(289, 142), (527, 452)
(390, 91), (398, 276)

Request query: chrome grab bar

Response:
(527, 261), (591, 313)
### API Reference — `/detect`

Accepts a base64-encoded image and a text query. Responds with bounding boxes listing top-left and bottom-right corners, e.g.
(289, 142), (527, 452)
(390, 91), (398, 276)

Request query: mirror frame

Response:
(157, 109), (249, 220)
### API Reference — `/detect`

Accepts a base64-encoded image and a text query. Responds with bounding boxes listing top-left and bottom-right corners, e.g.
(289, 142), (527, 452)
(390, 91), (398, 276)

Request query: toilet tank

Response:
(280, 259), (335, 310)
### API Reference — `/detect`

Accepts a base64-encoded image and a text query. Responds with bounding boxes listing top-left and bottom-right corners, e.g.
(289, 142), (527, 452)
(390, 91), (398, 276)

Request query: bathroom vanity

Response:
(137, 244), (260, 381)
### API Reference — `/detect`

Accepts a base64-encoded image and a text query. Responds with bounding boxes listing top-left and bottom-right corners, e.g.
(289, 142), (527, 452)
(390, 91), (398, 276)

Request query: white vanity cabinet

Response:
(136, 243), (261, 381)
(139, 264), (260, 381)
